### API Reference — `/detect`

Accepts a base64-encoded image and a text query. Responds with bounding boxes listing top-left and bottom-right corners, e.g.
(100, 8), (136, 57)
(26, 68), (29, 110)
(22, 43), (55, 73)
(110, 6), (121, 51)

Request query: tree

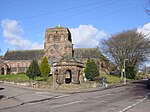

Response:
(26, 59), (41, 80)
(40, 57), (50, 81)
(125, 65), (136, 79)
(84, 59), (100, 81)
(145, 0), (150, 16)
(101, 29), (150, 78)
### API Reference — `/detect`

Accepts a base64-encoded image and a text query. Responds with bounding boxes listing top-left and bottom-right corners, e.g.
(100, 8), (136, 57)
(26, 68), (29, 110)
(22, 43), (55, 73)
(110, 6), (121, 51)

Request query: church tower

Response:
(44, 26), (73, 63)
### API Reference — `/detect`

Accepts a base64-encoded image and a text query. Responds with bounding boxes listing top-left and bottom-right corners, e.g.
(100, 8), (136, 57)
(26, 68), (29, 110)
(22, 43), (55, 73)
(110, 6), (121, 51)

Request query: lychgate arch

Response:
(65, 69), (72, 84)
(0, 68), (4, 75)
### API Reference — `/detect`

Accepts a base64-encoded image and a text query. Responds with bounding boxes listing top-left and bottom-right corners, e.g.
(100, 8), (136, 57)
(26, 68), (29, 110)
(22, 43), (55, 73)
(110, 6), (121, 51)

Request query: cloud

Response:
(1, 19), (43, 50)
(137, 22), (150, 38)
(137, 23), (150, 66)
(1, 21), (107, 50)
(69, 25), (107, 48)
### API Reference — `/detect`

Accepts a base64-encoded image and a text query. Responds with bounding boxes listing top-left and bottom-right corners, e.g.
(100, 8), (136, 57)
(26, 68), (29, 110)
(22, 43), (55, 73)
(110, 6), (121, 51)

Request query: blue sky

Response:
(0, 0), (150, 55)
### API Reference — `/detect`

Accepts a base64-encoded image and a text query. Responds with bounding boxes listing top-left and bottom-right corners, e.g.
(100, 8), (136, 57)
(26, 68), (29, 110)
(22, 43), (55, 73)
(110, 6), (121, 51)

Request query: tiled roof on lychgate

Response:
(4, 50), (44, 60)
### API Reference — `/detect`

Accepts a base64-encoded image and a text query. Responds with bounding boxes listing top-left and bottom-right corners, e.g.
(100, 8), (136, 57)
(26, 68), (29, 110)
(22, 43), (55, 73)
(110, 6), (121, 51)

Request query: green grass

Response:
(99, 75), (121, 84)
(0, 74), (121, 84)
(0, 74), (51, 82)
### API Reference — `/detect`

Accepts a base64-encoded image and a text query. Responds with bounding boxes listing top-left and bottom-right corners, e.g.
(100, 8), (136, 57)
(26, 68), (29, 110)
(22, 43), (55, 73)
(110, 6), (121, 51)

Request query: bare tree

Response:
(101, 29), (150, 73)
(146, 9), (150, 16)
(145, 0), (150, 16)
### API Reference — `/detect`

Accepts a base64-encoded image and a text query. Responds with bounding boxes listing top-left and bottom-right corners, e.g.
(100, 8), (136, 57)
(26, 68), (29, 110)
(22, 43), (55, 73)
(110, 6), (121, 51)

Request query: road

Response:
(0, 80), (150, 112)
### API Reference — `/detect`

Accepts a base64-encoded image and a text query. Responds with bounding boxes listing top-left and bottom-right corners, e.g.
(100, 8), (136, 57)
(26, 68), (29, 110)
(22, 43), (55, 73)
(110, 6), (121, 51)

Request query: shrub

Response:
(40, 57), (50, 81)
(26, 59), (41, 80)
(126, 65), (136, 79)
(84, 59), (100, 81)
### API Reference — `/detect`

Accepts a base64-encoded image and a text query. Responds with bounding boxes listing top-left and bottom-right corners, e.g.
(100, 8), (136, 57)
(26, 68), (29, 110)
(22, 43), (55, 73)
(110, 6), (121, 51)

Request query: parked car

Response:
(147, 78), (150, 89)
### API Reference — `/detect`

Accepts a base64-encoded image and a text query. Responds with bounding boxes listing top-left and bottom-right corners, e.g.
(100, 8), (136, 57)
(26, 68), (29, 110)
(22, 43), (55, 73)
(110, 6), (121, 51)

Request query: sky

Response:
(0, 0), (150, 57)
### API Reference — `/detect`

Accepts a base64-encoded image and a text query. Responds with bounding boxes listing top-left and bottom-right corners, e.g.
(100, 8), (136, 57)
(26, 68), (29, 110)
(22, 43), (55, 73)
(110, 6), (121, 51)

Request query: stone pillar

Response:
(0, 67), (2, 75)
(17, 66), (19, 73)
(25, 65), (27, 73)
(79, 70), (84, 84)
(58, 69), (64, 84)
(4, 67), (7, 75)
(72, 70), (79, 84)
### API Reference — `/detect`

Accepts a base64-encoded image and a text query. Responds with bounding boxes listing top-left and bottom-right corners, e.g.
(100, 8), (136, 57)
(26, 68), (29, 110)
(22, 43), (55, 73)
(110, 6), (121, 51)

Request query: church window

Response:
(18, 67), (26, 73)
(54, 44), (59, 49)
(17, 63), (20, 67)
(47, 34), (52, 42)
(53, 32), (60, 41)
(11, 67), (17, 72)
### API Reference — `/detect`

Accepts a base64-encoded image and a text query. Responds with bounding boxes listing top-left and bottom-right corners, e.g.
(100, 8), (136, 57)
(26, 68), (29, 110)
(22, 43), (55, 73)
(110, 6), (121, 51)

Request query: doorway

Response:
(0, 68), (4, 75)
(65, 69), (72, 84)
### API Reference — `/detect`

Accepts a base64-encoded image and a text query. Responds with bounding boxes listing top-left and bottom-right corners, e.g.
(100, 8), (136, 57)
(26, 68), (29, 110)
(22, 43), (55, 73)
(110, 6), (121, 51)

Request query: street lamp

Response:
(49, 58), (56, 91)
(123, 59), (129, 84)
(52, 62), (56, 91)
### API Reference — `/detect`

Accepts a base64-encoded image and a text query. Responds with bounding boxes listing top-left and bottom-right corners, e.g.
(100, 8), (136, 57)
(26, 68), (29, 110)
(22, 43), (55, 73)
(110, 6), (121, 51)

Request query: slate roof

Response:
(4, 50), (44, 60)
(3, 48), (104, 61)
(59, 54), (78, 63)
(73, 48), (103, 59)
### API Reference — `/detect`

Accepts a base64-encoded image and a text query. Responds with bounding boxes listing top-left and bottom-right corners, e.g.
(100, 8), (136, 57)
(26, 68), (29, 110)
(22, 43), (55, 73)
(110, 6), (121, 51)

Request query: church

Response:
(0, 26), (103, 84)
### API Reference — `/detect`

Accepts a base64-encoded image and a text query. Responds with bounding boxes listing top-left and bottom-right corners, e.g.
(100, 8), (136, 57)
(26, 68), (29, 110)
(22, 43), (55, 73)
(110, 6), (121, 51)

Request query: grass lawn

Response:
(99, 75), (121, 84)
(0, 74), (51, 82)
(0, 74), (121, 85)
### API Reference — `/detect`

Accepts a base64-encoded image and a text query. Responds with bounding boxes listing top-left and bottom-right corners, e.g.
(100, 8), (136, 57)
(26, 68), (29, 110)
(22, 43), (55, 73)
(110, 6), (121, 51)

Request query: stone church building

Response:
(0, 26), (103, 84)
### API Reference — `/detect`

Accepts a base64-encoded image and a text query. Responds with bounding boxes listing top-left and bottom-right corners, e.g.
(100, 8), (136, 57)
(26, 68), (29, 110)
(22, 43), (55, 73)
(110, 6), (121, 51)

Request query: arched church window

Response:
(47, 34), (52, 42)
(53, 32), (60, 41)
(54, 44), (59, 50)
